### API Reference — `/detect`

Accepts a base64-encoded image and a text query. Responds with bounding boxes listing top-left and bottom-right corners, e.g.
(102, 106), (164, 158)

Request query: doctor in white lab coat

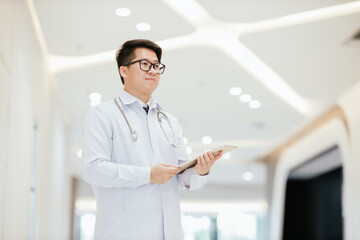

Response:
(82, 39), (222, 240)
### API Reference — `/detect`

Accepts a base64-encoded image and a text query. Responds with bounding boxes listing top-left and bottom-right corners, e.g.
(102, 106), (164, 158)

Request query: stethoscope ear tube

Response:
(114, 97), (138, 142)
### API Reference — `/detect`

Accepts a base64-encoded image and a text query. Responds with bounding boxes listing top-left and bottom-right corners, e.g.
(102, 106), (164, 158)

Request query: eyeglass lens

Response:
(139, 60), (165, 74)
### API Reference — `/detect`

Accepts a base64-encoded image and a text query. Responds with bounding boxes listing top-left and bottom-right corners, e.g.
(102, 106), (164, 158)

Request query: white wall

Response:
(0, 0), (71, 239)
(0, 1), (13, 237)
(338, 80), (360, 240)
(1, 0), (34, 238)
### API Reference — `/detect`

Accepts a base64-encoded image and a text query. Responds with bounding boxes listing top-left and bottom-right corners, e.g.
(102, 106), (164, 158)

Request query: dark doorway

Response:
(282, 147), (343, 240)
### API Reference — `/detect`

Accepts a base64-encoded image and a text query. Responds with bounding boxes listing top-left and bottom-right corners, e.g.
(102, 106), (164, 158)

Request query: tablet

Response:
(178, 145), (237, 173)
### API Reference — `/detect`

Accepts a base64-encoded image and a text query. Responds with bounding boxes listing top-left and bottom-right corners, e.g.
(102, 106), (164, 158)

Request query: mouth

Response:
(145, 78), (156, 81)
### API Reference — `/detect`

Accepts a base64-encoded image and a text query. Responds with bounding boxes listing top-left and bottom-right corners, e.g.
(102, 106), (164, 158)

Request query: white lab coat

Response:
(82, 90), (207, 240)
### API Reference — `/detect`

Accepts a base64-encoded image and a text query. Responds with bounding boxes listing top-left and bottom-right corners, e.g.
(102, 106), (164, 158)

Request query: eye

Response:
(141, 61), (150, 67)
(154, 63), (160, 69)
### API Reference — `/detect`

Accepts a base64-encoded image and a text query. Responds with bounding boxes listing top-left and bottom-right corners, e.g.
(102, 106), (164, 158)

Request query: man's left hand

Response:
(195, 150), (223, 175)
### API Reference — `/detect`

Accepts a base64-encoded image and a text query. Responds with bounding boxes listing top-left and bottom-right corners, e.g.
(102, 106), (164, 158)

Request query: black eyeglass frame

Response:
(123, 59), (166, 74)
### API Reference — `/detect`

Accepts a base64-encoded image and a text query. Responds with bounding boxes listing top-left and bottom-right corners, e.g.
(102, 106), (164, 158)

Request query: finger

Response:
(196, 155), (201, 166)
(169, 167), (181, 174)
(200, 154), (207, 168)
(208, 152), (218, 164)
(208, 151), (216, 163)
(167, 170), (176, 176)
(206, 151), (215, 160)
(170, 168), (181, 176)
(204, 151), (211, 159)
(164, 166), (177, 174)
(204, 152), (213, 165)
(167, 166), (180, 173)
(162, 163), (177, 168)
(197, 156), (201, 165)
(213, 151), (220, 156)
(214, 150), (223, 160)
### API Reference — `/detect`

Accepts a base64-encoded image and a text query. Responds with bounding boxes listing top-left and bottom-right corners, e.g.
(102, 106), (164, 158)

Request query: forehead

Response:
(134, 47), (159, 62)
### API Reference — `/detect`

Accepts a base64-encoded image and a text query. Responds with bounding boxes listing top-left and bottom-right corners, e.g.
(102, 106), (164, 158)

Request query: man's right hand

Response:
(150, 163), (181, 184)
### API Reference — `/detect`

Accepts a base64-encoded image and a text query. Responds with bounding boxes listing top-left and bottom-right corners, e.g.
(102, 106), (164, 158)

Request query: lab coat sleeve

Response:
(178, 164), (208, 190)
(82, 106), (150, 189)
(173, 119), (207, 190)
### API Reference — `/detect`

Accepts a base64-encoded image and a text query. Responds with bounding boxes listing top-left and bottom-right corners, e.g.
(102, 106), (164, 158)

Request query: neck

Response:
(124, 88), (151, 103)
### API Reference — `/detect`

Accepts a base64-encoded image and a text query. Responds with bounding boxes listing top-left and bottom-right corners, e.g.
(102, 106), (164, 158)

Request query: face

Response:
(120, 47), (160, 102)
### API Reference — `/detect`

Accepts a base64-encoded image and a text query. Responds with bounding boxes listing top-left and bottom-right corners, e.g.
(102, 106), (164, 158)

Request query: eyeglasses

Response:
(123, 59), (166, 74)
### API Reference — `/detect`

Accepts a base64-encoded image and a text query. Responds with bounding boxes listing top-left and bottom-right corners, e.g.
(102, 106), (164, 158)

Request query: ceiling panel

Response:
(155, 47), (305, 142)
(197, 0), (354, 23)
(240, 13), (360, 101)
(34, 0), (195, 56)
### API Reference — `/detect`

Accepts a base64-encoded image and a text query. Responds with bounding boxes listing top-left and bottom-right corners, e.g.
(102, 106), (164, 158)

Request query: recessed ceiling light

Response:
(136, 23), (151, 32)
(77, 149), (82, 158)
(183, 137), (188, 145)
(223, 152), (231, 159)
(249, 100), (261, 109)
(186, 147), (192, 155)
(239, 94), (252, 103)
(115, 8), (131, 17)
(229, 87), (242, 96)
(243, 172), (254, 181)
(89, 93), (102, 101)
(201, 136), (212, 145)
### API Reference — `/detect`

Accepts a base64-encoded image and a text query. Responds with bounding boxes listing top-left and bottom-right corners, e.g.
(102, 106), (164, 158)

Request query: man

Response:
(82, 39), (222, 240)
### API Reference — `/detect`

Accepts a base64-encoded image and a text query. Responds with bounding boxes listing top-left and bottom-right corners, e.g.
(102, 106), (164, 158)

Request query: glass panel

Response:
(181, 201), (267, 240)
(80, 213), (96, 240)
(217, 212), (257, 240)
(182, 214), (212, 240)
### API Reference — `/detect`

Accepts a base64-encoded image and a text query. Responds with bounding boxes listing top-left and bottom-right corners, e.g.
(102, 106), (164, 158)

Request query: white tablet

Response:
(178, 145), (238, 173)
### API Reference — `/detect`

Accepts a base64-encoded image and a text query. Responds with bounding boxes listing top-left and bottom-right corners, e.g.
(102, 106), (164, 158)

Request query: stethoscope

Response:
(114, 97), (182, 148)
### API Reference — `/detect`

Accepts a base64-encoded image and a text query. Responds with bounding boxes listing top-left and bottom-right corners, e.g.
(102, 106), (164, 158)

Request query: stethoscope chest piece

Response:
(131, 131), (138, 142)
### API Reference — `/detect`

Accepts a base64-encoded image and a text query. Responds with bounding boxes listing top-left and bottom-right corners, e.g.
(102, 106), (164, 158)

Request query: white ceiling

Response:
(32, 0), (360, 189)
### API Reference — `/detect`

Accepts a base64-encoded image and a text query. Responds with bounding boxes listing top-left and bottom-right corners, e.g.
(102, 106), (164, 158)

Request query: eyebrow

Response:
(142, 58), (159, 63)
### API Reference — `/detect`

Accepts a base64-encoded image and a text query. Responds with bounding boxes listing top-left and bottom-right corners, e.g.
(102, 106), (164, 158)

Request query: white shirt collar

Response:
(119, 89), (163, 110)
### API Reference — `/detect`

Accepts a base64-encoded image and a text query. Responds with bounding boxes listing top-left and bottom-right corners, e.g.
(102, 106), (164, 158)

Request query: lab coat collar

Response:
(119, 89), (163, 111)
(149, 97), (164, 111)
(119, 90), (139, 105)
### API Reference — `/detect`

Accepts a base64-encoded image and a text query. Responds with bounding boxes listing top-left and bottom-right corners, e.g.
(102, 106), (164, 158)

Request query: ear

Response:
(119, 66), (128, 79)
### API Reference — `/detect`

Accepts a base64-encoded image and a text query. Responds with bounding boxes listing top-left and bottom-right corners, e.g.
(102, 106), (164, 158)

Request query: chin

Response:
(144, 87), (156, 95)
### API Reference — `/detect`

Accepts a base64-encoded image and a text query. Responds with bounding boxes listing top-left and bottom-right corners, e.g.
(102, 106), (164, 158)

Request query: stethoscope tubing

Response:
(114, 97), (138, 141)
(114, 97), (181, 148)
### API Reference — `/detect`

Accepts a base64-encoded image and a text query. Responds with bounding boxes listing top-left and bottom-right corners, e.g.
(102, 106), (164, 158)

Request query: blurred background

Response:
(1, 0), (360, 239)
